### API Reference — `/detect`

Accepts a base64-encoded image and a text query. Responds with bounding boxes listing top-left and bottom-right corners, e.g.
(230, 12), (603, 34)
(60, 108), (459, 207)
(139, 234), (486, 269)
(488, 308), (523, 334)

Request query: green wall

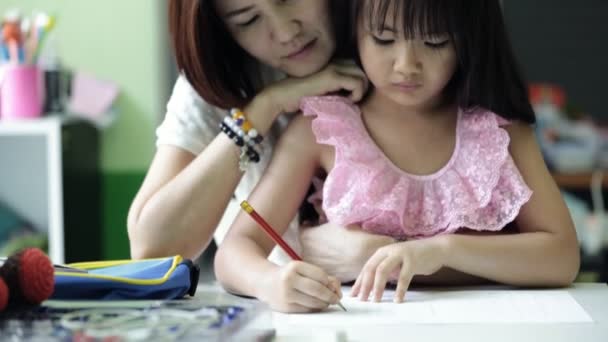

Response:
(0, 0), (170, 259)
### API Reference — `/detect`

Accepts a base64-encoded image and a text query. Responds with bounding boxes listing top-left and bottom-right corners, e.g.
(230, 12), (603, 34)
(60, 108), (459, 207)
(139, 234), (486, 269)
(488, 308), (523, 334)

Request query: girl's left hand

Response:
(351, 236), (448, 303)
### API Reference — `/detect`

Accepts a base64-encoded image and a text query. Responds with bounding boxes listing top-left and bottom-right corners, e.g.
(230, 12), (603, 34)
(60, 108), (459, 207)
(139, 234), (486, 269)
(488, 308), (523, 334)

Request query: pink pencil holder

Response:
(0, 65), (45, 120)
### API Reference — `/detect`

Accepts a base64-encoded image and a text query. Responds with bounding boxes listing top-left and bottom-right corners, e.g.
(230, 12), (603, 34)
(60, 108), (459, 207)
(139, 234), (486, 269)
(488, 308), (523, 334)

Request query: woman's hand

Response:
(299, 223), (396, 282)
(351, 236), (448, 303)
(258, 261), (342, 313)
(264, 60), (369, 115)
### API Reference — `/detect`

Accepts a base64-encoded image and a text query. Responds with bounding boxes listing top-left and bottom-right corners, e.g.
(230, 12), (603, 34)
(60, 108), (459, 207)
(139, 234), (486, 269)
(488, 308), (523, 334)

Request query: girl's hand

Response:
(264, 60), (369, 115)
(260, 261), (342, 313)
(300, 223), (396, 282)
(351, 236), (448, 303)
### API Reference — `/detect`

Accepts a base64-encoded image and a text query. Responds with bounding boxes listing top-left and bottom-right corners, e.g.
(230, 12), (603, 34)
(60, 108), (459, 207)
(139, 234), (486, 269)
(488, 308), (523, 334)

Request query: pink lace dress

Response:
(301, 96), (533, 240)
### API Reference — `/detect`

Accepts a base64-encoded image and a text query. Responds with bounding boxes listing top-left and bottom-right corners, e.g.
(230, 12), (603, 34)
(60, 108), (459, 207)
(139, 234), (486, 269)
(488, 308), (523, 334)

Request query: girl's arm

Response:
(215, 115), (341, 313)
(301, 222), (510, 285)
(127, 63), (368, 260)
(441, 123), (580, 284)
(352, 123), (580, 302)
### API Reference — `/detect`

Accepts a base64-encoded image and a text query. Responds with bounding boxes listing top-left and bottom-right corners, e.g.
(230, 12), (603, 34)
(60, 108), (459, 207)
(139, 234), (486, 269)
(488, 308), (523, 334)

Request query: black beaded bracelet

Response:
(220, 121), (261, 169)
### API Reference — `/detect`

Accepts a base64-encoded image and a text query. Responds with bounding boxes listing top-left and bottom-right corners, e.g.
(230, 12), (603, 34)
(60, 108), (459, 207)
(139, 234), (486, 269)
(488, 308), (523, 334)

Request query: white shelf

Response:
(0, 117), (65, 263)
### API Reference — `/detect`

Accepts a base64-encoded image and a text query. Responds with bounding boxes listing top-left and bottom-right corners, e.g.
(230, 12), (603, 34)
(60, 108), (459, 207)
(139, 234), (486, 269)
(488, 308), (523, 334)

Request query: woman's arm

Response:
(351, 123), (580, 302)
(128, 95), (273, 260)
(215, 116), (342, 312)
(128, 63), (368, 260)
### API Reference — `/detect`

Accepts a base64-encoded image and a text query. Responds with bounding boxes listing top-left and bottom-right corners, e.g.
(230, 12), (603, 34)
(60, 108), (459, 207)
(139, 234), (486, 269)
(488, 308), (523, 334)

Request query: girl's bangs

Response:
(361, 0), (458, 38)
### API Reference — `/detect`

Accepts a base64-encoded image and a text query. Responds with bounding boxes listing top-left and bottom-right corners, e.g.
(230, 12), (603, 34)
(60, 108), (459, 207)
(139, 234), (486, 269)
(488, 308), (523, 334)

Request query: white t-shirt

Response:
(156, 73), (299, 265)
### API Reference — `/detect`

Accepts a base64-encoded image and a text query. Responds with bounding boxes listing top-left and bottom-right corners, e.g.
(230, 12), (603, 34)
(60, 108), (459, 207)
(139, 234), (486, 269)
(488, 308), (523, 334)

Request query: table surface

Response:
(207, 282), (608, 342)
(38, 282), (608, 342)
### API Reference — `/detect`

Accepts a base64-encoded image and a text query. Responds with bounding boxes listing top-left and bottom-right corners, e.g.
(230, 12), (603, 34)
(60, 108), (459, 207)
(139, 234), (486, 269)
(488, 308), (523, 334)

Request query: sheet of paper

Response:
(67, 72), (119, 119)
(274, 286), (593, 325)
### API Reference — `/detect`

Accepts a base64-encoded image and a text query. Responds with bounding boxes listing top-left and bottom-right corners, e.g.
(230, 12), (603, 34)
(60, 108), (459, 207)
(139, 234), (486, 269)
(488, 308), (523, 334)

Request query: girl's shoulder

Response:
(299, 95), (366, 142)
(300, 95), (361, 120)
(461, 107), (512, 129)
(461, 107), (534, 147)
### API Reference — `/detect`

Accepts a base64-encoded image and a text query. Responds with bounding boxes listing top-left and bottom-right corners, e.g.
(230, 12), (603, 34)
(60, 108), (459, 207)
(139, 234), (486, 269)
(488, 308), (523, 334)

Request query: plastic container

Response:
(0, 64), (45, 120)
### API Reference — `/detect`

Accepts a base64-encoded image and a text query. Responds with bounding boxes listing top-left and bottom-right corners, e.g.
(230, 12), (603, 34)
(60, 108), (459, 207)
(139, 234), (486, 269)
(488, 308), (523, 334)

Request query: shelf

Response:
(0, 117), (63, 134)
(552, 172), (608, 189)
(0, 114), (110, 133)
(0, 118), (102, 263)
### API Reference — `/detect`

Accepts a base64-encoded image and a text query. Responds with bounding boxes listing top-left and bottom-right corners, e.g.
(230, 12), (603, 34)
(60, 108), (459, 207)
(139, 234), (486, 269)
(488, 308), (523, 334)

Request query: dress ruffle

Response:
(300, 96), (532, 239)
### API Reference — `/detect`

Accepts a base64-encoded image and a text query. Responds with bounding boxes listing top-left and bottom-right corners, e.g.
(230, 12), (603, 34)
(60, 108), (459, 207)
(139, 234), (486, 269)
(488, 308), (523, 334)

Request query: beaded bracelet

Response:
(220, 108), (264, 171)
(230, 108), (264, 145)
(222, 117), (258, 149)
(220, 121), (260, 160)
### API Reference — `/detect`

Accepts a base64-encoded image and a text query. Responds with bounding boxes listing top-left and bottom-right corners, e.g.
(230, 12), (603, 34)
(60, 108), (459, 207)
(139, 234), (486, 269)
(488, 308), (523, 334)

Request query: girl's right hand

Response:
(264, 60), (369, 115)
(260, 261), (342, 313)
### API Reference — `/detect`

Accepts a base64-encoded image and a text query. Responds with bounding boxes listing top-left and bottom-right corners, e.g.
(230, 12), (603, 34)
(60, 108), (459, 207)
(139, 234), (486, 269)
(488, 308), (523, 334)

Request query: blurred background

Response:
(0, 0), (606, 283)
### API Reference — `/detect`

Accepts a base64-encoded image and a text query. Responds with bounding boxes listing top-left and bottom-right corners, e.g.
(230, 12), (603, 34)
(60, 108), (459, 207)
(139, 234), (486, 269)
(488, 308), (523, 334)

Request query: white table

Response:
(208, 283), (608, 342)
(41, 282), (608, 341)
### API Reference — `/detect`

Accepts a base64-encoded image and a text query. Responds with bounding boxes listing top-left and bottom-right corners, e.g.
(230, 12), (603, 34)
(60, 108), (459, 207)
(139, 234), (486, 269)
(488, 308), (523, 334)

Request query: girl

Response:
(215, 0), (580, 313)
(127, 0), (370, 264)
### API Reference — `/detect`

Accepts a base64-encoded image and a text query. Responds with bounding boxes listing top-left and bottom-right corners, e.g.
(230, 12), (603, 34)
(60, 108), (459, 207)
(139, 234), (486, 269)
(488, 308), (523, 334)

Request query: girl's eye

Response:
(236, 15), (259, 27)
(425, 40), (450, 49)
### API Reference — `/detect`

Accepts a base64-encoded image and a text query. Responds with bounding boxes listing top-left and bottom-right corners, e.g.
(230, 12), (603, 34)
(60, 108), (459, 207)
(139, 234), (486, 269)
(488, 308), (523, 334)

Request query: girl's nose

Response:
(394, 43), (422, 74)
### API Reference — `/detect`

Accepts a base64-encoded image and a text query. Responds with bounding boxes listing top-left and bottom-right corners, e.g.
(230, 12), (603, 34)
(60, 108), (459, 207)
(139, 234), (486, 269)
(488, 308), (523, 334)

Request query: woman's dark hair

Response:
(168, 0), (350, 109)
(350, 0), (535, 123)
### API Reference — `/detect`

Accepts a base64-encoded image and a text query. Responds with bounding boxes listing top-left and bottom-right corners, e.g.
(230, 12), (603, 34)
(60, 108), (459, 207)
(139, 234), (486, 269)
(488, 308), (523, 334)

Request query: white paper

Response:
(274, 286), (593, 326)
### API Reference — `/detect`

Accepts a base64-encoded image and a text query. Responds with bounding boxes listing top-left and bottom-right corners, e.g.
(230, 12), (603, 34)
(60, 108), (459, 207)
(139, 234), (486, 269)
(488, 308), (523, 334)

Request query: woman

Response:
(127, 0), (376, 263)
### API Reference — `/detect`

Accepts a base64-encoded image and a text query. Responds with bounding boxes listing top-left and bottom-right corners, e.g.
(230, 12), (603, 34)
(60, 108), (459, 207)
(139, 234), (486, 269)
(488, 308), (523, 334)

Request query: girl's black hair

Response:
(350, 0), (535, 123)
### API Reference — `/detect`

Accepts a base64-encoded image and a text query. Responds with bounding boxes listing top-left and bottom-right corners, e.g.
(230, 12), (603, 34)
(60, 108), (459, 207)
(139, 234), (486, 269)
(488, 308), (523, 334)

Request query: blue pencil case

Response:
(51, 256), (200, 300)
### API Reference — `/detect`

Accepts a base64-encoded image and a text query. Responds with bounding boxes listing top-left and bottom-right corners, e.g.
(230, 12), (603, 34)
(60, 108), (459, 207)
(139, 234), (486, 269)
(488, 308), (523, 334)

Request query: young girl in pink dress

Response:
(215, 0), (580, 313)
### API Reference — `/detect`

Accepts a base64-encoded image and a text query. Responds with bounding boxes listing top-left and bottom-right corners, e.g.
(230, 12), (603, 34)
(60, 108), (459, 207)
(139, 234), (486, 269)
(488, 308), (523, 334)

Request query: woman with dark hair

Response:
(215, 0), (579, 312)
(127, 0), (376, 265)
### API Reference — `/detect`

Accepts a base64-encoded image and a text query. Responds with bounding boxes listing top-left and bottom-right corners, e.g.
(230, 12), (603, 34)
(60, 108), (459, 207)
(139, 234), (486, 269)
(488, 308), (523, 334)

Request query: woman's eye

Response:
(236, 15), (259, 27)
(372, 36), (395, 46)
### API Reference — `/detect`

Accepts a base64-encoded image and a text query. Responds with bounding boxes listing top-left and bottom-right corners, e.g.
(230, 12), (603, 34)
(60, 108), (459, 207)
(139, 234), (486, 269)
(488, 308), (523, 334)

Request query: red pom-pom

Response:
(0, 278), (8, 311)
(18, 248), (54, 304)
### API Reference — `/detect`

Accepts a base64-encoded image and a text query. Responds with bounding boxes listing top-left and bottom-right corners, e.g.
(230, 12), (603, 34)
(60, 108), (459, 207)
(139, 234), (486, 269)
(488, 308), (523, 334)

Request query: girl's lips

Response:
(393, 83), (422, 91)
